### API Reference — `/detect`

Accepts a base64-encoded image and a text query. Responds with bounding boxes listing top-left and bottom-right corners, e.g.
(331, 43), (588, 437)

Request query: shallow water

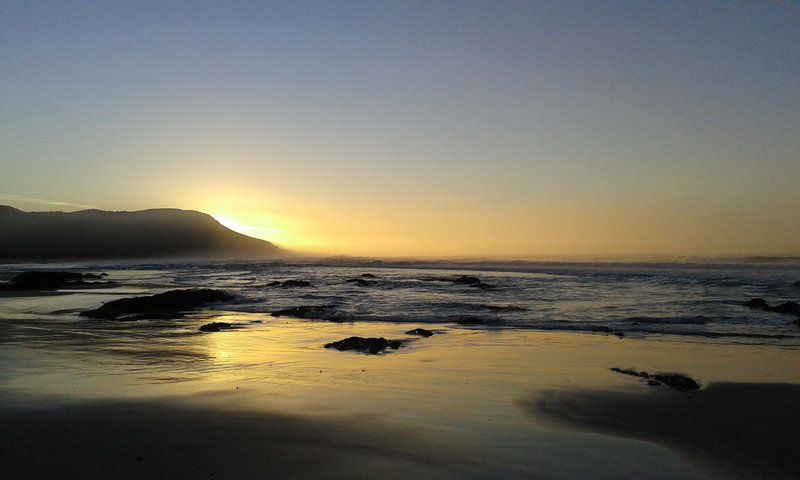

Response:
(3, 260), (798, 344)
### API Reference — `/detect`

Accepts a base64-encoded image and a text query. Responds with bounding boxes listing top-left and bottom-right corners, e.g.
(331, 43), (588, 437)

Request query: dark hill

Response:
(0, 206), (281, 261)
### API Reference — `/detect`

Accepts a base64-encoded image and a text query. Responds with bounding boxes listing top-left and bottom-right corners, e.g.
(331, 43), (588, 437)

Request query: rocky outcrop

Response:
(324, 336), (404, 354)
(453, 275), (481, 285)
(199, 322), (235, 332)
(769, 301), (800, 316)
(448, 275), (496, 290)
(80, 289), (234, 320)
(405, 328), (434, 337)
(0, 271), (111, 291)
(743, 298), (800, 316)
(610, 368), (700, 391)
(743, 298), (769, 309)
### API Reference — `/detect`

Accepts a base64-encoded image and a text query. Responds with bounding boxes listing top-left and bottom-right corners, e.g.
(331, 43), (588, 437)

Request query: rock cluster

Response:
(744, 298), (800, 317)
(80, 289), (233, 321)
(0, 271), (111, 291)
(324, 336), (404, 354)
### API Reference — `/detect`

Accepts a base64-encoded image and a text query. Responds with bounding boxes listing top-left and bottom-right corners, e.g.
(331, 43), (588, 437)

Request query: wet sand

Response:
(0, 395), (477, 480)
(2, 303), (799, 479)
(526, 382), (800, 480)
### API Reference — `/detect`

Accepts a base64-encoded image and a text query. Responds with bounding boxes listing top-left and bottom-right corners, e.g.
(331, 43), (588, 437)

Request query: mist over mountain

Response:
(0, 206), (281, 261)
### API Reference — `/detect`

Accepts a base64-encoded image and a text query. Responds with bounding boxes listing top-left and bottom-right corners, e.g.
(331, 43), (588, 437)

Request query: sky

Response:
(1, 1), (798, 258)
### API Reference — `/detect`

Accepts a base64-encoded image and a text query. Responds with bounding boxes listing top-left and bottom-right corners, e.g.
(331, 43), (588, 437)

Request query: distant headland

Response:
(0, 205), (282, 262)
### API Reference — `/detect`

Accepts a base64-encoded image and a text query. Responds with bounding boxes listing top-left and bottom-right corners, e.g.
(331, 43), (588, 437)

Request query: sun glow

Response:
(211, 211), (302, 250)
(213, 214), (282, 239)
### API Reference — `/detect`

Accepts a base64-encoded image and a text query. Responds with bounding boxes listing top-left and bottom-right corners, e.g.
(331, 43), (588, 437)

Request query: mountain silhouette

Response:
(0, 205), (281, 261)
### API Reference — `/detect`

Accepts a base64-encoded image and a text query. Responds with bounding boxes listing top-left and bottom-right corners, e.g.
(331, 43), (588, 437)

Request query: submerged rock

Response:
(0, 271), (111, 291)
(744, 298), (800, 316)
(345, 278), (372, 286)
(592, 326), (614, 333)
(768, 301), (800, 316)
(360, 273), (377, 278)
(469, 282), (496, 290)
(266, 281), (282, 287)
(484, 305), (526, 312)
(280, 280), (311, 287)
(405, 328), (434, 337)
(453, 316), (504, 326)
(610, 367), (700, 391)
(80, 289), (234, 320)
(199, 322), (234, 332)
(744, 298), (769, 309)
(453, 275), (482, 285)
(324, 336), (403, 354)
(271, 305), (335, 319)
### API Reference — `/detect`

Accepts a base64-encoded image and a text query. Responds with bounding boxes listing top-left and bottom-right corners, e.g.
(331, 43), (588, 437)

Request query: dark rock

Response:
(650, 373), (701, 391)
(266, 281), (282, 287)
(469, 282), (496, 290)
(743, 298), (800, 316)
(744, 298), (769, 309)
(345, 278), (372, 286)
(324, 336), (403, 354)
(281, 280), (311, 287)
(271, 305), (334, 319)
(453, 275), (482, 285)
(80, 289), (234, 320)
(611, 368), (649, 379)
(405, 328), (434, 337)
(484, 305), (526, 312)
(767, 301), (800, 316)
(199, 322), (234, 332)
(453, 316), (504, 326)
(0, 271), (112, 291)
(361, 273), (377, 278)
(611, 367), (700, 391)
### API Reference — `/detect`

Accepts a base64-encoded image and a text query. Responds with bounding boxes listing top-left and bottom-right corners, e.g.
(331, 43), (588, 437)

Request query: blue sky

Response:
(1, 1), (798, 256)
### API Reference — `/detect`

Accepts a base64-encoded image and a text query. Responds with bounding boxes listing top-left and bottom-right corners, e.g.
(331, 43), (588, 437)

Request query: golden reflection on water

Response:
(4, 311), (800, 421)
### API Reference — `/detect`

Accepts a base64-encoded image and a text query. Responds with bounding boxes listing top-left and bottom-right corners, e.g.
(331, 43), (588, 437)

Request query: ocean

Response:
(2, 260), (798, 345)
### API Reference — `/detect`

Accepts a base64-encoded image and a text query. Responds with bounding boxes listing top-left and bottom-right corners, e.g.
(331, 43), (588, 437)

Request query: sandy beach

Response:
(2, 301), (799, 479)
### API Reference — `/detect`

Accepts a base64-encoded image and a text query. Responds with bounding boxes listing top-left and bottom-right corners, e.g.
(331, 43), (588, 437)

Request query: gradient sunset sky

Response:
(2, 1), (798, 257)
